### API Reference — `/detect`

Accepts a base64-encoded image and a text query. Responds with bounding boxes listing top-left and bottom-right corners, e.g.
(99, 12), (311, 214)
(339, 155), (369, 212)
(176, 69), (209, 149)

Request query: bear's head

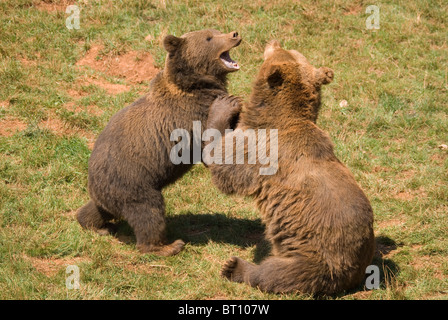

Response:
(250, 40), (333, 123)
(163, 29), (242, 90)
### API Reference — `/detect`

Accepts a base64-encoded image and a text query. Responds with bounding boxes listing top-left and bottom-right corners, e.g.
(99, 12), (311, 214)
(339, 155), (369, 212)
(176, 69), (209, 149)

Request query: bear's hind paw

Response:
(221, 256), (247, 283)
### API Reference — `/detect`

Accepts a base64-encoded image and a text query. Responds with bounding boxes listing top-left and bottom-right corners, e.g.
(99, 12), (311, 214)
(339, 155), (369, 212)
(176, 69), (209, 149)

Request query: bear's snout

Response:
(228, 31), (241, 43)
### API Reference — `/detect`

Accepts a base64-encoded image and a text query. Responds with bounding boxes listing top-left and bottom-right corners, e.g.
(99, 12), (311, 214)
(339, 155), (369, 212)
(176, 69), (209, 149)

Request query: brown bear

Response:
(76, 29), (242, 256)
(205, 40), (375, 295)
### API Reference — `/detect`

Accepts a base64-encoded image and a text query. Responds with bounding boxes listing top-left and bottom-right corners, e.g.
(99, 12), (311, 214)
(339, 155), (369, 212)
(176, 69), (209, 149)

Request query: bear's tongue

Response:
(220, 51), (240, 70)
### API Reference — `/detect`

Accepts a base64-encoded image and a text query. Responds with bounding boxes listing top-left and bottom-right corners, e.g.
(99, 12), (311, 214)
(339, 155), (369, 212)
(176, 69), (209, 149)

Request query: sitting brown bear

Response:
(206, 40), (375, 295)
(76, 29), (241, 256)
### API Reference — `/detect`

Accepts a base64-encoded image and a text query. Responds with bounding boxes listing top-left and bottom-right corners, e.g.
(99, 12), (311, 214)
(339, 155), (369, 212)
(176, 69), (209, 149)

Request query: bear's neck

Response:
(163, 61), (227, 93)
(278, 84), (321, 123)
(248, 84), (321, 124)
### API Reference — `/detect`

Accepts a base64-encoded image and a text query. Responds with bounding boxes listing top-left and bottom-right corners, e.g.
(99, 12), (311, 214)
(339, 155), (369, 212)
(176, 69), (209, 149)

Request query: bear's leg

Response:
(77, 200), (116, 235)
(123, 190), (185, 256)
(222, 255), (324, 294)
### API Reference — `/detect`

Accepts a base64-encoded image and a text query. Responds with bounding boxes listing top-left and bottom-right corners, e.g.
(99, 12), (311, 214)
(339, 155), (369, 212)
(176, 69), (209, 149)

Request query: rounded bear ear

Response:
(264, 40), (281, 60)
(163, 35), (184, 54)
(266, 64), (285, 88)
(315, 67), (334, 86)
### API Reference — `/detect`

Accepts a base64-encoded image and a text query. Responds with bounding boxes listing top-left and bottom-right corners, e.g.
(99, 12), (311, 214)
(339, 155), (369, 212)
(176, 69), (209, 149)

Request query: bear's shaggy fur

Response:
(77, 29), (242, 256)
(206, 40), (375, 295)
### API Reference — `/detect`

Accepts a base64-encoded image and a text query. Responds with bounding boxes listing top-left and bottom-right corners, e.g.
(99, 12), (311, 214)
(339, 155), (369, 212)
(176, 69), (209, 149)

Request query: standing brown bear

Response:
(206, 40), (375, 295)
(77, 29), (242, 256)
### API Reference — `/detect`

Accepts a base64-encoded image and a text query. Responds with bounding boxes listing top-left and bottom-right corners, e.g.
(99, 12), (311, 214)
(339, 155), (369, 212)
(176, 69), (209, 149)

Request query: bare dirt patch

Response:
(77, 76), (130, 95)
(412, 255), (445, 280)
(40, 116), (74, 135)
(33, 0), (72, 12)
(40, 116), (96, 149)
(0, 101), (10, 108)
(76, 45), (159, 84)
(372, 165), (391, 173)
(407, 246), (446, 281)
(377, 218), (406, 230)
(350, 290), (374, 299)
(66, 87), (89, 99)
(19, 57), (38, 67)
(395, 191), (414, 201)
(430, 153), (446, 165)
(343, 4), (363, 16)
(23, 254), (91, 277)
(393, 186), (427, 201)
(0, 117), (28, 137)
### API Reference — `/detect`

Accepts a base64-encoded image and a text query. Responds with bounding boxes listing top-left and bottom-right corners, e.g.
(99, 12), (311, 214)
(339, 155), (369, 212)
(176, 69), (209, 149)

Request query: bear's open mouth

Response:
(220, 51), (240, 70)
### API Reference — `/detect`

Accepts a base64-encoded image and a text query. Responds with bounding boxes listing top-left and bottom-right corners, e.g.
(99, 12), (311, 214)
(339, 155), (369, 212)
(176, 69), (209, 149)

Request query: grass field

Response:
(0, 0), (447, 300)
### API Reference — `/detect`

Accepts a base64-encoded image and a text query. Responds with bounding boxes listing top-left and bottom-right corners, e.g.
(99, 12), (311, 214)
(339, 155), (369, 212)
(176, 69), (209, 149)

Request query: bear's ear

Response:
(264, 40), (281, 60)
(315, 67), (334, 86)
(266, 64), (285, 88)
(163, 35), (183, 54)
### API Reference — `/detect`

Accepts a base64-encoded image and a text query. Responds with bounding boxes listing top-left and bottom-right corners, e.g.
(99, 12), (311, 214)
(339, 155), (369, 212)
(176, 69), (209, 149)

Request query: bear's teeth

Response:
(221, 58), (240, 70)
(220, 51), (240, 70)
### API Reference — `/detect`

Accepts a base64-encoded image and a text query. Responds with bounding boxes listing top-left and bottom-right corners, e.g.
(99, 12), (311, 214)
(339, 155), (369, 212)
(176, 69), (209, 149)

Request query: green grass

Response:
(1, 0), (447, 300)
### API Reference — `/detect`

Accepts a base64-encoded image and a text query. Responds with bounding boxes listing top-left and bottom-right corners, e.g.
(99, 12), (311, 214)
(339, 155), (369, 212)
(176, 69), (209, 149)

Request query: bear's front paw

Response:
(207, 95), (242, 134)
(137, 239), (185, 256)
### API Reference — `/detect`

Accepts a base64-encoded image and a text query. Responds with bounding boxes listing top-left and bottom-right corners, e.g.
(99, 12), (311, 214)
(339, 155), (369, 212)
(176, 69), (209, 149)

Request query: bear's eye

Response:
(206, 36), (212, 41)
